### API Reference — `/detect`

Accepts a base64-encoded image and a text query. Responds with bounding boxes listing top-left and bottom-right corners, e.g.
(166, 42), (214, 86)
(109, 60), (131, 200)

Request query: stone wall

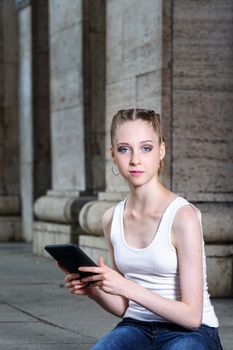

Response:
(172, 0), (233, 198)
(171, 1), (233, 295)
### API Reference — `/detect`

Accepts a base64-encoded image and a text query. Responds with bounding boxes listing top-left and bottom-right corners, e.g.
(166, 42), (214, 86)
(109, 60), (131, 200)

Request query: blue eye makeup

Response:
(116, 143), (153, 154)
(117, 146), (131, 153)
(142, 145), (152, 152)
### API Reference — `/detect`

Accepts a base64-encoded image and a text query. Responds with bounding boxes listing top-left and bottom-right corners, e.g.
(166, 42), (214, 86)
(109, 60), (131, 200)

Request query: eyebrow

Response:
(116, 140), (155, 146)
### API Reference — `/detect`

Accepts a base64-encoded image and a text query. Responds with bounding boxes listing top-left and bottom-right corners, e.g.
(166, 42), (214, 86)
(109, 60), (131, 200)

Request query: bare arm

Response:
(122, 205), (203, 329)
(65, 206), (128, 317)
(87, 258), (129, 317)
(81, 205), (203, 329)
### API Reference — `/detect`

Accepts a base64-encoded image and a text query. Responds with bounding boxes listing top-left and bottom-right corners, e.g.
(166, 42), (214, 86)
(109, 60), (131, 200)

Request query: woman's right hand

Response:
(57, 263), (91, 296)
(65, 273), (91, 295)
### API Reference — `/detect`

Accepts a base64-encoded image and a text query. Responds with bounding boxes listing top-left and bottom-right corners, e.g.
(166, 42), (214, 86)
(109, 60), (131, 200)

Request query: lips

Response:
(129, 170), (144, 175)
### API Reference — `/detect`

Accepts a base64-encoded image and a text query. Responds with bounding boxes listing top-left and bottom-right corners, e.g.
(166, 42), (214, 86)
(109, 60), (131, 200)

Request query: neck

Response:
(127, 178), (169, 211)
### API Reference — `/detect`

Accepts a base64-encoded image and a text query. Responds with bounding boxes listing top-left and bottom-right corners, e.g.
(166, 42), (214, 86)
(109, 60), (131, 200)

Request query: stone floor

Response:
(0, 242), (231, 349)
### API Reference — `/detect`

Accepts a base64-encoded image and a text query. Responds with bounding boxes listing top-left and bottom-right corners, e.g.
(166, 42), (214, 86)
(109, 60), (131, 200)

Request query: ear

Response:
(159, 141), (166, 160)
(110, 147), (115, 163)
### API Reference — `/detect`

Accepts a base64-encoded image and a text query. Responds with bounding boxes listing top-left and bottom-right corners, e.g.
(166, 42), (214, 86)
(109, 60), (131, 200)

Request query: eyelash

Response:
(142, 145), (152, 152)
(117, 145), (153, 153)
(117, 146), (130, 153)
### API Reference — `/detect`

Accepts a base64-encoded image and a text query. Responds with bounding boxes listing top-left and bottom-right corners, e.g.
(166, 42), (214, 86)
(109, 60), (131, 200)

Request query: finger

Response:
(66, 281), (86, 292)
(73, 288), (89, 295)
(74, 282), (89, 289)
(66, 281), (74, 289)
(65, 274), (74, 283)
(81, 273), (103, 284)
(98, 256), (105, 267)
(78, 266), (103, 274)
(65, 273), (80, 282)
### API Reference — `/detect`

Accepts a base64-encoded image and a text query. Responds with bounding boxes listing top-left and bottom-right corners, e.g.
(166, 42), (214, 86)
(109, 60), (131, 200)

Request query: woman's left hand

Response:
(79, 257), (132, 297)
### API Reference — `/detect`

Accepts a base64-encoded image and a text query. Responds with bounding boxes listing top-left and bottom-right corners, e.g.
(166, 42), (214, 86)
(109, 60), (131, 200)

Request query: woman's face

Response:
(111, 119), (165, 187)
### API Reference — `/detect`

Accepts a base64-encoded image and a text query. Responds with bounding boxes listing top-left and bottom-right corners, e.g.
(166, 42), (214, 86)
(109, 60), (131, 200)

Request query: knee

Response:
(165, 335), (208, 350)
(90, 342), (105, 350)
(90, 333), (119, 350)
(91, 338), (110, 350)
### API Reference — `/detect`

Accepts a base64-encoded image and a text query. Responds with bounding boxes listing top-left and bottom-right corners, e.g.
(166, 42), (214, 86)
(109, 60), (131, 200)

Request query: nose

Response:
(130, 151), (141, 165)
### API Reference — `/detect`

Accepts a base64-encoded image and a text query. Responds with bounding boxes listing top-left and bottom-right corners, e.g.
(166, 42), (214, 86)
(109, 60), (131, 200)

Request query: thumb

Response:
(98, 256), (105, 267)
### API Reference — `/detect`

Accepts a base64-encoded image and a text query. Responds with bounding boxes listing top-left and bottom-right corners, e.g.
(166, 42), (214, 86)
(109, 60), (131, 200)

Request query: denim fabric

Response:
(91, 317), (223, 350)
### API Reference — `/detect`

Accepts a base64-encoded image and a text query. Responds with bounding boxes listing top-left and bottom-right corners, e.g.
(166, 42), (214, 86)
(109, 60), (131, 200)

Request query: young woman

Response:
(64, 109), (223, 349)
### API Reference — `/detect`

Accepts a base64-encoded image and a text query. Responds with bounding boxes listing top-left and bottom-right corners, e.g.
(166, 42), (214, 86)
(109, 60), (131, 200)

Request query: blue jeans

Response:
(91, 317), (223, 350)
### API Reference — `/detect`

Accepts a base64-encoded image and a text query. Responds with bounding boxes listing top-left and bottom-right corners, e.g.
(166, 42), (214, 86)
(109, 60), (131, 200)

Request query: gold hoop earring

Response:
(111, 165), (119, 176)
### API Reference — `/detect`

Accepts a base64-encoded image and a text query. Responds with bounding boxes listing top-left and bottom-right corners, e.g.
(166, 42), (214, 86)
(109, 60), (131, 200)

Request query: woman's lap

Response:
(159, 324), (223, 350)
(90, 318), (223, 350)
(90, 322), (151, 350)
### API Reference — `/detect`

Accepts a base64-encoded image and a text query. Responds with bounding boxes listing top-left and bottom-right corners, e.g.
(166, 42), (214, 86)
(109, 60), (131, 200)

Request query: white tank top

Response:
(110, 196), (219, 327)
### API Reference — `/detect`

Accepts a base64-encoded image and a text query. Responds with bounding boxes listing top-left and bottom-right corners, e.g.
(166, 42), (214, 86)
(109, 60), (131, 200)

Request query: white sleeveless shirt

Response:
(110, 196), (219, 327)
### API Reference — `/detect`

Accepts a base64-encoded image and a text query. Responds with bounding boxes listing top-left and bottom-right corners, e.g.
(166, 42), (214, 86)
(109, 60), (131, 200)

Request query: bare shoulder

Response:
(175, 204), (200, 226)
(172, 204), (202, 245)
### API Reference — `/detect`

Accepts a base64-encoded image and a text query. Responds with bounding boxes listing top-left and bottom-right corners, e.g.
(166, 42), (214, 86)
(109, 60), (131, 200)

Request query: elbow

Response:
(114, 307), (127, 318)
(187, 316), (202, 330)
(117, 310), (126, 318)
(115, 299), (129, 318)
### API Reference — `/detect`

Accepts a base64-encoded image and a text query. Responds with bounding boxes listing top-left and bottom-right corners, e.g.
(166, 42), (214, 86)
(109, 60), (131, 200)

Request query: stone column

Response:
(31, 0), (51, 200)
(79, 0), (165, 263)
(33, 0), (94, 255)
(18, 1), (33, 241)
(0, 0), (21, 241)
(17, 0), (52, 242)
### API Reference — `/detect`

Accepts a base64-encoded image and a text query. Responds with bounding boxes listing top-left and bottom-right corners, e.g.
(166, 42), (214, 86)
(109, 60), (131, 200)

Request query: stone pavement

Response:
(0, 243), (232, 350)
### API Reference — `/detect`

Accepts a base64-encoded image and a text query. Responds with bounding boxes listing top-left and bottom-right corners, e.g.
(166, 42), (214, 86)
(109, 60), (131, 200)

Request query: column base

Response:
(33, 221), (81, 256)
(33, 192), (96, 256)
(79, 191), (127, 235)
(0, 216), (22, 241)
(0, 196), (21, 241)
(206, 244), (233, 297)
(79, 235), (111, 266)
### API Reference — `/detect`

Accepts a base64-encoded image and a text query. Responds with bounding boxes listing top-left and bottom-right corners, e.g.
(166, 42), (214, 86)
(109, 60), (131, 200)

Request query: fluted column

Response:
(33, 0), (89, 254)
(31, 0), (107, 256)
(0, 0), (21, 241)
(78, 0), (165, 265)
(79, 0), (165, 236)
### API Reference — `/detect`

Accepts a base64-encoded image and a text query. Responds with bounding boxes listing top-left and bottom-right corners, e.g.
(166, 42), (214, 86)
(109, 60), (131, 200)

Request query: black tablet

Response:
(44, 243), (98, 278)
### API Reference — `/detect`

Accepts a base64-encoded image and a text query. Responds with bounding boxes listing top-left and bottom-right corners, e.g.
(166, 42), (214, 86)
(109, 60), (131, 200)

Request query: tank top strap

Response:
(160, 196), (190, 230)
(163, 196), (202, 226)
(152, 197), (191, 248)
(166, 196), (190, 215)
(111, 197), (193, 247)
